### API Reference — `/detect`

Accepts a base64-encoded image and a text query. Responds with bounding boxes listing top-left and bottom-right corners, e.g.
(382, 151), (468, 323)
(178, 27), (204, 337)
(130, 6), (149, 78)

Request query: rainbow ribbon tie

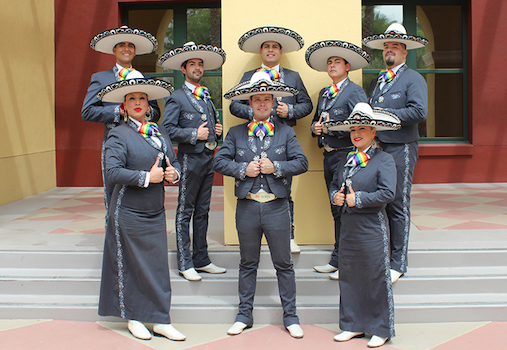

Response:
(257, 67), (280, 81)
(193, 86), (210, 100)
(118, 67), (136, 80)
(345, 151), (370, 168)
(322, 83), (339, 99)
(378, 69), (395, 83)
(248, 121), (274, 138)
(138, 122), (162, 138)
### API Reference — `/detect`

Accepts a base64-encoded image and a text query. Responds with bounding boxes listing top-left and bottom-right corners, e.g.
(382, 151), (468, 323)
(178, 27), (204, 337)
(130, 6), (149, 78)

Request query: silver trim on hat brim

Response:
(324, 109), (401, 131)
(305, 40), (371, 71)
(362, 33), (428, 50)
(158, 44), (226, 70)
(238, 26), (304, 53)
(224, 79), (298, 100)
(98, 79), (174, 103)
(90, 28), (158, 55)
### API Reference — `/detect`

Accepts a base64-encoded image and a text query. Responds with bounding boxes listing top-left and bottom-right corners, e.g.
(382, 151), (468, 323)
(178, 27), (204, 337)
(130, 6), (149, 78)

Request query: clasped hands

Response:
(245, 158), (275, 177)
(333, 186), (356, 207)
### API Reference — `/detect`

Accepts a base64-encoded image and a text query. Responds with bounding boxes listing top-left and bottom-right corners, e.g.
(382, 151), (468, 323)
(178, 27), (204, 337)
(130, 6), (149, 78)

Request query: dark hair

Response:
(181, 60), (188, 69)
(260, 41), (282, 50)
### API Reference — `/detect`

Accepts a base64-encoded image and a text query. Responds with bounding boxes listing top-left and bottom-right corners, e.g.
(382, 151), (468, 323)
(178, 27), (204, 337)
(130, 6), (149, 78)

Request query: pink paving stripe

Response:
(431, 322), (507, 350)
(443, 221), (507, 230)
(80, 228), (106, 234)
(473, 191), (507, 198)
(411, 192), (461, 200)
(50, 228), (76, 234)
(57, 204), (105, 213)
(186, 325), (398, 350)
(0, 320), (151, 350)
(27, 214), (96, 222)
(77, 197), (107, 204)
(415, 200), (476, 210)
(485, 198), (507, 206)
(430, 210), (497, 221)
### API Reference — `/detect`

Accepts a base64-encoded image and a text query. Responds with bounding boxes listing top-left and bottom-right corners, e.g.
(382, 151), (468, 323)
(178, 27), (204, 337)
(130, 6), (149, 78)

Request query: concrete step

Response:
(1, 248), (506, 323)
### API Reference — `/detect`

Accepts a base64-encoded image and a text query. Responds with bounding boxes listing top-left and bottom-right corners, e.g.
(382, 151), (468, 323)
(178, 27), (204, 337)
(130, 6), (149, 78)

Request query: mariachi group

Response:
(82, 23), (428, 348)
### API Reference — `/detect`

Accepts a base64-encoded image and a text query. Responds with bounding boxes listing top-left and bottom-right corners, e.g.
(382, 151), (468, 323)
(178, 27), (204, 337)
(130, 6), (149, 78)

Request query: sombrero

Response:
(97, 71), (173, 103)
(224, 71), (298, 100)
(324, 102), (401, 131)
(362, 23), (428, 50)
(305, 40), (371, 71)
(158, 41), (226, 70)
(90, 26), (158, 55)
(238, 26), (304, 53)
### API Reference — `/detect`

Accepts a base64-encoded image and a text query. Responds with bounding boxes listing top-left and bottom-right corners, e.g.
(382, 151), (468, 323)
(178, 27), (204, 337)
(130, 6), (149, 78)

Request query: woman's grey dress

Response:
(98, 120), (179, 324)
(329, 147), (397, 338)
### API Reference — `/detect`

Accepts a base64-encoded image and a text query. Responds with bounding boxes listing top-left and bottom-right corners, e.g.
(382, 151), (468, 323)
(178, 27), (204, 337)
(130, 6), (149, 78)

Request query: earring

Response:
(146, 108), (152, 121)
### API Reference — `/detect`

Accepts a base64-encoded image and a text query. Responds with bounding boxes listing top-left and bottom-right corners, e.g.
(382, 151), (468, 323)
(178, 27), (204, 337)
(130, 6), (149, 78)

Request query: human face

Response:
(327, 56), (350, 83)
(113, 42), (136, 67)
(181, 58), (204, 85)
(383, 42), (407, 68)
(260, 41), (282, 67)
(350, 125), (376, 152)
(124, 92), (149, 123)
(249, 94), (275, 121)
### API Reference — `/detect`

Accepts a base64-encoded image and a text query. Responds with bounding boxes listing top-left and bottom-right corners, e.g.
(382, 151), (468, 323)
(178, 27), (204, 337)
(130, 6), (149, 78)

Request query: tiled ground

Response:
(0, 320), (506, 350)
(9, 184), (507, 236)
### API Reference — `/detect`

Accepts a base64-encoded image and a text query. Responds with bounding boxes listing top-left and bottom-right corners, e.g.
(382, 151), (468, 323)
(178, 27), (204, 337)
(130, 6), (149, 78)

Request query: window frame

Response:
(362, 0), (468, 143)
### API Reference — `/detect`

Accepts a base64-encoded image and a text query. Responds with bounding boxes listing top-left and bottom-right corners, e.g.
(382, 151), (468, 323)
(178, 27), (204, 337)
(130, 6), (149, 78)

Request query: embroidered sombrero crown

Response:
(90, 26), (158, 55)
(158, 41), (226, 70)
(363, 23), (428, 50)
(305, 40), (371, 71)
(324, 102), (401, 131)
(238, 26), (304, 53)
(224, 71), (298, 100)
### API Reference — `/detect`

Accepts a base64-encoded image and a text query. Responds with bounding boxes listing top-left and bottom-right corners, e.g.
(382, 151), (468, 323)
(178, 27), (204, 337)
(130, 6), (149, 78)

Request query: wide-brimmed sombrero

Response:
(97, 71), (173, 103)
(158, 41), (226, 70)
(363, 23), (428, 50)
(224, 71), (298, 100)
(90, 26), (158, 55)
(324, 102), (401, 131)
(238, 26), (304, 53)
(305, 40), (371, 71)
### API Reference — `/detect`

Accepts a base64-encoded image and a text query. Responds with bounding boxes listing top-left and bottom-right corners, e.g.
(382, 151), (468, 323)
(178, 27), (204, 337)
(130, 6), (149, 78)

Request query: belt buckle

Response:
(246, 192), (277, 203)
(205, 141), (217, 150)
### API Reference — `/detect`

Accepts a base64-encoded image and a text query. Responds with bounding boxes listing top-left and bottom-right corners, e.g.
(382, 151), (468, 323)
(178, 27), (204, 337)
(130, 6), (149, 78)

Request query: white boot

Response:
(286, 324), (304, 338)
(127, 320), (151, 340)
(333, 331), (364, 342)
(367, 335), (389, 347)
(313, 264), (338, 273)
(179, 268), (202, 281)
(227, 321), (248, 335)
(195, 263), (227, 274)
(153, 323), (186, 341)
(290, 239), (301, 253)
(329, 270), (340, 280)
(390, 269), (403, 283)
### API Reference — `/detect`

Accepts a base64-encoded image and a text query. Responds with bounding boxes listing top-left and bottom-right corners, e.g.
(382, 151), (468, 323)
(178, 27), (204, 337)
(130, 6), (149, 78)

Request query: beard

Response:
(385, 56), (395, 66)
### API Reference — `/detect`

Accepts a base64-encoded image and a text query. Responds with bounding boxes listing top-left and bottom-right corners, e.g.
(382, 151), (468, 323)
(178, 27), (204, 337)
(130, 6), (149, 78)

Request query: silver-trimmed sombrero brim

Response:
(362, 33), (428, 50)
(305, 40), (371, 71)
(324, 109), (401, 131)
(238, 26), (304, 53)
(90, 27), (158, 55)
(97, 79), (174, 103)
(158, 44), (226, 70)
(224, 78), (298, 100)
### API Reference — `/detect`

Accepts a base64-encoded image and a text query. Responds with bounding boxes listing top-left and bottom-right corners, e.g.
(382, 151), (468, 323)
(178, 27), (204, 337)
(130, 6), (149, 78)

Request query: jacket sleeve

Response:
(162, 94), (198, 145)
(81, 72), (121, 124)
(287, 72), (313, 120)
(213, 128), (248, 180)
(105, 129), (148, 188)
(354, 153), (397, 209)
(272, 128), (308, 178)
(384, 72), (428, 126)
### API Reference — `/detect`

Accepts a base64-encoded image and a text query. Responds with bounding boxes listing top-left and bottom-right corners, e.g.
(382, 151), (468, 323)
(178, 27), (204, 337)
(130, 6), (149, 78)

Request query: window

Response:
(122, 2), (223, 112)
(362, 1), (467, 141)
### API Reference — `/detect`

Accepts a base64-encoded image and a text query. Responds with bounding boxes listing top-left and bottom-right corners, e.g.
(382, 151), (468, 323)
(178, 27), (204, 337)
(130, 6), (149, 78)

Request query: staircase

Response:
(1, 243), (506, 324)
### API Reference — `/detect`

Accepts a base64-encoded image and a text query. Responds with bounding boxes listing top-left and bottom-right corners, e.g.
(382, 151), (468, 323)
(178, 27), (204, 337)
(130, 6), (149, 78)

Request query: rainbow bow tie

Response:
(118, 67), (136, 80)
(345, 151), (370, 168)
(138, 122), (162, 138)
(378, 69), (395, 83)
(257, 67), (280, 81)
(322, 83), (339, 99)
(193, 86), (210, 100)
(248, 121), (274, 138)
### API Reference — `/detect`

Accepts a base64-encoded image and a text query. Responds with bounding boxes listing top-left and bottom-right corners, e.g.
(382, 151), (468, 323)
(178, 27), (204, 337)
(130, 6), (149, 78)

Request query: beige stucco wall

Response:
(0, 0), (56, 205)
(222, 0), (363, 244)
